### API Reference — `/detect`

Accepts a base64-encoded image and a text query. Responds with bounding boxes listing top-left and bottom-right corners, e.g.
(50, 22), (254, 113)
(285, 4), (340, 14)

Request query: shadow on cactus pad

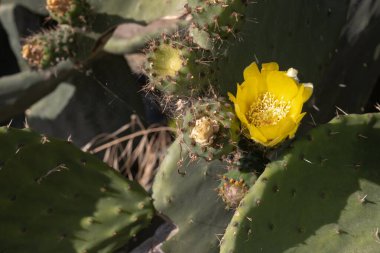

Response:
(0, 127), (154, 253)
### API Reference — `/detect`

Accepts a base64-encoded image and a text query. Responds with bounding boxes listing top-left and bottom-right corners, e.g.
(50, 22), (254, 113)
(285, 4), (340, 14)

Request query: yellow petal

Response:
(235, 103), (249, 125)
(260, 62), (279, 79)
(236, 83), (250, 114)
(266, 71), (299, 101)
(228, 92), (236, 103)
(247, 124), (268, 144)
(265, 119), (297, 147)
(259, 117), (295, 142)
(261, 62), (279, 72)
(237, 79), (265, 113)
(302, 82), (313, 102)
(243, 62), (260, 81)
(288, 113), (306, 138)
(235, 107), (268, 144)
(288, 85), (304, 119)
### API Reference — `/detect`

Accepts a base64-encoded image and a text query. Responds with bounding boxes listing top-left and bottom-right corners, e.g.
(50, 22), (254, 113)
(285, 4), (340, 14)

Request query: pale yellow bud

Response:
(189, 116), (219, 146)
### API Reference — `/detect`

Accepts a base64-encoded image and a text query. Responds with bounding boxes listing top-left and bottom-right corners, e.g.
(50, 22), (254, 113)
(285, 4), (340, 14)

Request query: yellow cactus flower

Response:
(228, 62), (313, 147)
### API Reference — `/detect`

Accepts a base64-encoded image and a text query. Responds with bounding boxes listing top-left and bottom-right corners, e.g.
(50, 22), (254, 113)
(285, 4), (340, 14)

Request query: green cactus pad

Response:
(145, 33), (216, 97)
(0, 128), (154, 253)
(221, 113), (380, 253)
(179, 97), (240, 160)
(152, 139), (233, 253)
(214, 0), (346, 95)
(0, 127), (41, 167)
(22, 25), (75, 69)
(187, 0), (247, 50)
(46, 0), (92, 27)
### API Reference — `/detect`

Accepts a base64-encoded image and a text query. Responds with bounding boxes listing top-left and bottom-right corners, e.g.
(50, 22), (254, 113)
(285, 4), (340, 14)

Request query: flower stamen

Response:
(247, 92), (291, 127)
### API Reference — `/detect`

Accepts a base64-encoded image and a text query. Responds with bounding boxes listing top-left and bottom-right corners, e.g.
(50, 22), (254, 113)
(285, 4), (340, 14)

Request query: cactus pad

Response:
(221, 113), (380, 253)
(0, 127), (41, 167)
(187, 0), (247, 50)
(0, 127), (154, 253)
(152, 139), (233, 253)
(179, 97), (240, 160)
(144, 33), (215, 97)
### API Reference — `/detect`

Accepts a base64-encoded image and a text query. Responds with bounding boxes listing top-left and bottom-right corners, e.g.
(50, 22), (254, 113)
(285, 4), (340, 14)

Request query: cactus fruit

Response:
(152, 139), (234, 253)
(218, 169), (257, 209)
(179, 97), (240, 160)
(186, 0), (248, 50)
(221, 113), (380, 253)
(144, 33), (216, 97)
(46, 0), (92, 27)
(22, 25), (75, 69)
(0, 127), (154, 253)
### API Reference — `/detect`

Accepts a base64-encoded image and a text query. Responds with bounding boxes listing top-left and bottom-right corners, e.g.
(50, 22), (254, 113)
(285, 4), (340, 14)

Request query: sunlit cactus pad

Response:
(221, 113), (380, 253)
(0, 127), (154, 253)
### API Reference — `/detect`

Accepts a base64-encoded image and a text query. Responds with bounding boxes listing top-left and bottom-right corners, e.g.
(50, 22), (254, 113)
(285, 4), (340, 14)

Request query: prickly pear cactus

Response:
(179, 97), (239, 160)
(0, 127), (41, 166)
(152, 139), (234, 253)
(21, 25), (75, 69)
(187, 0), (247, 50)
(145, 33), (216, 97)
(46, 0), (92, 27)
(0, 127), (154, 253)
(218, 169), (257, 209)
(221, 113), (380, 253)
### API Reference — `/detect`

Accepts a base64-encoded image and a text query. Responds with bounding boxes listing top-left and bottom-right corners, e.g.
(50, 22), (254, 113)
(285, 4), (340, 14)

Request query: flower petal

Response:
(234, 103), (268, 144)
(288, 85), (305, 119)
(228, 92), (236, 103)
(264, 118), (298, 147)
(302, 82), (313, 102)
(261, 62), (279, 72)
(234, 103), (249, 125)
(235, 83), (251, 114)
(229, 61), (311, 147)
(288, 112), (306, 138)
(266, 71), (299, 101)
(243, 62), (260, 81)
(260, 62), (279, 80)
(247, 124), (268, 144)
(259, 117), (295, 142)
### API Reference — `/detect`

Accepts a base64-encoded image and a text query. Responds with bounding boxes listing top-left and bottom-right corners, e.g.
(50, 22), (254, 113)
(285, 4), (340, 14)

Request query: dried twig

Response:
(82, 115), (174, 189)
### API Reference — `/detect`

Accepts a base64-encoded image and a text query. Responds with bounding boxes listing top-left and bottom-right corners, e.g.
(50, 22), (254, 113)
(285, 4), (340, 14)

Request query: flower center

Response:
(247, 92), (291, 127)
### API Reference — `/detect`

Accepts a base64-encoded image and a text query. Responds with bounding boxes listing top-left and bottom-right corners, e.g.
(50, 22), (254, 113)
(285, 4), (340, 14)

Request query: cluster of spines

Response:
(179, 97), (240, 160)
(22, 0), (94, 69)
(46, 0), (92, 27)
(186, 0), (248, 49)
(22, 25), (75, 69)
(218, 175), (249, 209)
(144, 32), (216, 100)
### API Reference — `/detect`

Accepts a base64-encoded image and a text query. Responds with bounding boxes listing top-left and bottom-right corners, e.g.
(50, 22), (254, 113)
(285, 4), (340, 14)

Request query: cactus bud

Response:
(190, 116), (220, 146)
(22, 25), (75, 69)
(46, 0), (91, 27)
